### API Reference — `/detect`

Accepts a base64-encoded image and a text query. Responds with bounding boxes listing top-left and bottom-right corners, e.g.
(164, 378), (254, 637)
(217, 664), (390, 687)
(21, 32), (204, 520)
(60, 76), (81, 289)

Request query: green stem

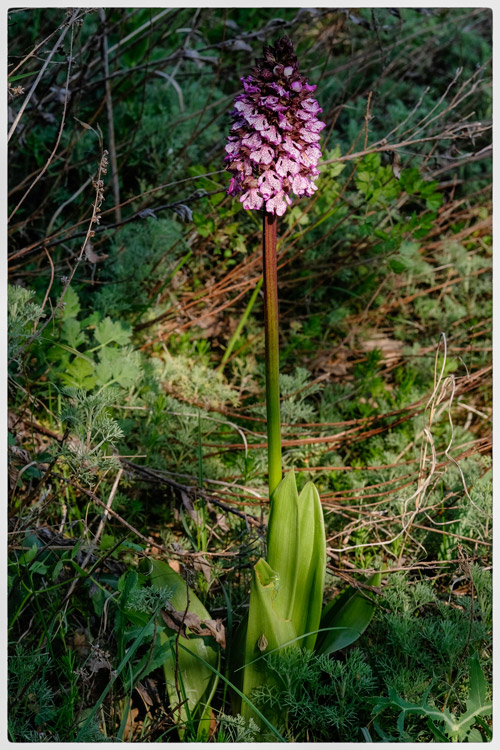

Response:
(263, 211), (282, 497)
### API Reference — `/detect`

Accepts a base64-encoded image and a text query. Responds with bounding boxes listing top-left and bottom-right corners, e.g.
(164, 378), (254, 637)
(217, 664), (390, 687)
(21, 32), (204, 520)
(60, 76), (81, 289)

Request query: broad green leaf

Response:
(60, 357), (96, 390)
(61, 317), (86, 348)
(371, 663), (492, 742)
(61, 286), (81, 320)
(317, 572), (381, 655)
(466, 728), (483, 742)
(95, 346), (142, 387)
(239, 473), (328, 725)
(94, 316), (132, 347)
(266, 470), (299, 620)
(240, 558), (297, 726)
(427, 717), (449, 742)
(148, 559), (219, 739)
(292, 480), (326, 651)
(467, 653), (486, 712)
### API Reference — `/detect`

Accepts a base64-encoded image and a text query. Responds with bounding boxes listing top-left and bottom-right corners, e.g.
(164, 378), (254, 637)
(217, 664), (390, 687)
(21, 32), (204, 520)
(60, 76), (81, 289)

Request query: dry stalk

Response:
(7, 8), (83, 142)
(8, 20), (76, 222)
(98, 8), (121, 224)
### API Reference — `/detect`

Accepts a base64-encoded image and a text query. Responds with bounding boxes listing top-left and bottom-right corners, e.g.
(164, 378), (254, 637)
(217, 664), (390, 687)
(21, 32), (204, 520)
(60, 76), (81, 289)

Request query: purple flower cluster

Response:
(225, 36), (326, 216)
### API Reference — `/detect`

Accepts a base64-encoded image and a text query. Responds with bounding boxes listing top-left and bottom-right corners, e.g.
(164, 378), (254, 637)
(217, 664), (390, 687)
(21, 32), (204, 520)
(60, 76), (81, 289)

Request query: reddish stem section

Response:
(263, 211), (282, 496)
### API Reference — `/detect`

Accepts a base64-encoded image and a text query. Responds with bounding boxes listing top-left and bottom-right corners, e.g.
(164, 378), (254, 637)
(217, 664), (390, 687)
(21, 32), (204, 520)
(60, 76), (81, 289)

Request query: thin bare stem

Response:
(263, 212), (282, 497)
(8, 8), (82, 142)
(98, 8), (121, 223)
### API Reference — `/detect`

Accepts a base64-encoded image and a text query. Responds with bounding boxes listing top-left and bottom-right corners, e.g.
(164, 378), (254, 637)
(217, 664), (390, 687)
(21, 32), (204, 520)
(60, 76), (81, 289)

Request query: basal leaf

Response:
(317, 572), (380, 655)
(148, 559), (219, 739)
(467, 653), (486, 713)
(240, 558), (296, 726)
(266, 470), (299, 620)
(292, 480), (325, 651)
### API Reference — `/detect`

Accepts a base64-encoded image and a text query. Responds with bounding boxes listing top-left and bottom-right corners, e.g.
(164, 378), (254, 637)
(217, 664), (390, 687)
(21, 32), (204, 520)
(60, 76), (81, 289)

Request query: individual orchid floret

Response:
(225, 36), (325, 215)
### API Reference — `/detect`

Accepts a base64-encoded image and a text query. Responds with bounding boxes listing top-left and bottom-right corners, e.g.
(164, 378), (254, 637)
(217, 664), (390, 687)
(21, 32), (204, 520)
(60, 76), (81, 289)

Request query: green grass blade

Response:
(175, 640), (286, 742)
(220, 277), (263, 369)
(74, 612), (156, 741)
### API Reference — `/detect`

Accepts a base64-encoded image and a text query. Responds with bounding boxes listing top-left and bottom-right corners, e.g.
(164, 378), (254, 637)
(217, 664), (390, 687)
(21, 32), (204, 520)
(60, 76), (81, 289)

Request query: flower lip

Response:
(260, 125), (282, 145)
(301, 97), (321, 113)
(258, 170), (282, 199)
(241, 188), (264, 210)
(241, 132), (263, 149)
(249, 144), (275, 165)
(276, 155), (301, 177)
(299, 129), (322, 143)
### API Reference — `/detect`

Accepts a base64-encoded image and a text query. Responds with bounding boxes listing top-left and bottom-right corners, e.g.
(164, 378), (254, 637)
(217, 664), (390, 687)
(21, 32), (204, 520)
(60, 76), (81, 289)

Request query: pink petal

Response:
(299, 151), (315, 168)
(305, 119), (327, 133)
(283, 66), (294, 77)
(277, 112), (294, 131)
(299, 128), (321, 143)
(261, 125), (282, 145)
(249, 145), (275, 165)
(276, 155), (300, 177)
(242, 132), (263, 149)
(266, 191), (291, 216)
(269, 82), (288, 97)
(230, 158), (253, 175)
(241, 189), (264, 211)
(231, 118), (246, 130)
(291, 81), (303, 92)
(305, 144), (321, 161)
(225, 141), (240, 155)
(283, 136), (302, 160)
(296, 109), (314, 121)
(301, 98), (321, 113)
(291, 174), (310, 195)
(242, 76), (260, 94)
(260, 95), (279, 107)
(234, 99), (255, 116)
(246, 112), (270, 131)
(258, 170), (282, 199)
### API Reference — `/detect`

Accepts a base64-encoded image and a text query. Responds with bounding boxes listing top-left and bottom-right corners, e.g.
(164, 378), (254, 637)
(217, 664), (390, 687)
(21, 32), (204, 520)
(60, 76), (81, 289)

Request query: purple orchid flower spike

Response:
(223, 37), (326, 498)
(225, 36), (325, 216)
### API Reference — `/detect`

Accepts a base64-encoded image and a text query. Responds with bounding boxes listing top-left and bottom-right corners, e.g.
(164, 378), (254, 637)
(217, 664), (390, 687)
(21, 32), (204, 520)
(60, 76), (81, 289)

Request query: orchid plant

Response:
(141, 37), (379, 740)
(224, 37), (379, 731)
